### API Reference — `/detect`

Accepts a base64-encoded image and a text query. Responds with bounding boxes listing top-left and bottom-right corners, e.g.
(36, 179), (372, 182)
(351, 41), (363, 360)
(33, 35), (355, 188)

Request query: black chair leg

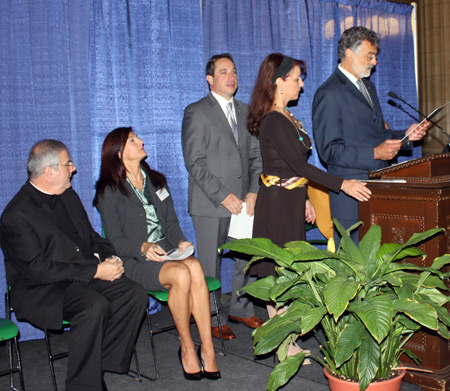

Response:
(44, 330), (58, 391)
(145, 312), (159, 380)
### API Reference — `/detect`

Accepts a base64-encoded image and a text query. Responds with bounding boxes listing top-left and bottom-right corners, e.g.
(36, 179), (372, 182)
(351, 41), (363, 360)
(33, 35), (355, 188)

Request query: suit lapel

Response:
(335, 68), (373, 110)
(234, 100), (246, 149)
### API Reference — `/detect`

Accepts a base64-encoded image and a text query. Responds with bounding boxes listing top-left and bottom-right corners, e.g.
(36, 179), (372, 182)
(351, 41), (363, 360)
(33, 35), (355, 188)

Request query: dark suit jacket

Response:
(312, 67), (406, 180)
(0, 182), (115, 329)
(182, 93), (262, 218)
(96, 180), (186, 265)
(312, 67), (408, 222)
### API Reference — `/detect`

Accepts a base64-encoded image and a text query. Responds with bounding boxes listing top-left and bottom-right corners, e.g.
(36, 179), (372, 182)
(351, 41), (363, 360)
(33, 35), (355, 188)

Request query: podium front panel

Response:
(359, 181), (450, 390)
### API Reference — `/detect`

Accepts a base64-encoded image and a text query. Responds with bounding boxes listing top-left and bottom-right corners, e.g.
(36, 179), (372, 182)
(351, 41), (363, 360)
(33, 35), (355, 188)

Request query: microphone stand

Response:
(387, 100), (418, 122)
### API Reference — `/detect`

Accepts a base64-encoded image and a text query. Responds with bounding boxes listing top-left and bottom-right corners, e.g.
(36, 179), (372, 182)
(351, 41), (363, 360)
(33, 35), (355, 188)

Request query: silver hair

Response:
(27, 139), (68, 179)
(338, 26), (380, 61)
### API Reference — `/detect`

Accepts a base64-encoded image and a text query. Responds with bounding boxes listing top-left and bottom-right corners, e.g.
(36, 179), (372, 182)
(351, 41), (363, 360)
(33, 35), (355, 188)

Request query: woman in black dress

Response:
(248, 54), (371, 355)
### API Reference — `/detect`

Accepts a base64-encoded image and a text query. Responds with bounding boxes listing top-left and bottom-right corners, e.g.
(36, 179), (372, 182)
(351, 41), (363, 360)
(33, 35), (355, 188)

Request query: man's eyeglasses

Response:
(53, 162), (75, 169)
(363, 53), (377, 61)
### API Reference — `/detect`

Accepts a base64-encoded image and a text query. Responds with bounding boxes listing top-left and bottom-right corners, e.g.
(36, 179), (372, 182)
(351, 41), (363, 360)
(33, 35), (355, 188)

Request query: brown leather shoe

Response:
(228, 315), (264, 329)
(211, 324), (236, 340)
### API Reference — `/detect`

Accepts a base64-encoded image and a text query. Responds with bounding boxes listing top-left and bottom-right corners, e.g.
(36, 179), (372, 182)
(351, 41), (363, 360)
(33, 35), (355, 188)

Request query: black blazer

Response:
(0, 182), (115, 329)
(96, 180), (186, 265)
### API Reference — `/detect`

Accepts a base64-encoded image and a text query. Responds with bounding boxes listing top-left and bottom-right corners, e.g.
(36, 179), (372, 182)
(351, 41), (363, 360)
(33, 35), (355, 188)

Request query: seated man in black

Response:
(1, 139), (148, 391)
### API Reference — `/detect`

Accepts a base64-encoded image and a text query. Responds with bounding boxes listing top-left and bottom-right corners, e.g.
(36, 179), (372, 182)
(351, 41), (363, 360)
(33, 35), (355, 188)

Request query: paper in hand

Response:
(401, 102), (449, 142)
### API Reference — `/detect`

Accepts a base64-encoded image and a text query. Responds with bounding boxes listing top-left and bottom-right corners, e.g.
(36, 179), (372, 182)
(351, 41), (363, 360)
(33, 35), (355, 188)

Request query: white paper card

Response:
(227, 202), (254, 239)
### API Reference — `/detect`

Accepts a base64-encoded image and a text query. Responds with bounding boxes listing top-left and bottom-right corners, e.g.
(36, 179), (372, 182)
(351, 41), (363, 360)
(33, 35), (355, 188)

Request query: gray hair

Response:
(27, 139), (68, 179)
(338, 26), (380, 61)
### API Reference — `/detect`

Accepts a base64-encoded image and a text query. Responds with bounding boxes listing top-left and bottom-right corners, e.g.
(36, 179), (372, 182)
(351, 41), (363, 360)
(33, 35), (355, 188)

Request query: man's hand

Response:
(374, 139), (402, 160)
(221, 193), (243, 215)
(244, 193), (257, 216)
(94, 256), (124, 281)
(407, 120), (430, 141)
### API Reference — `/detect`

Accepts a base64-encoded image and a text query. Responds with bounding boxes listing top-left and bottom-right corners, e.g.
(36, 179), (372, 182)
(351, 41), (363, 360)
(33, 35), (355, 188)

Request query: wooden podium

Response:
(359, 154), (450, 390)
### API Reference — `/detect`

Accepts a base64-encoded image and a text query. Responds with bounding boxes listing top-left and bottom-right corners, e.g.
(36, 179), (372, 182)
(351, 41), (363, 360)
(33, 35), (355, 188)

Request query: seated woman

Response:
(94, 127), (220, 381)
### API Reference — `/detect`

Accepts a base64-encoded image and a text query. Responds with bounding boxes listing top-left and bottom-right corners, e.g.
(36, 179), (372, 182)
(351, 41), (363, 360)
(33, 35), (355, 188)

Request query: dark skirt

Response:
(250, 185), (307, 278)
(123, 237), (175, 291)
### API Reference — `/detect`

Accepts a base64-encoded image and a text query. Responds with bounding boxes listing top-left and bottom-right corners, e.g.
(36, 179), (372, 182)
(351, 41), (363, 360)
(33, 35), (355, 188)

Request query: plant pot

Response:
(324, 367), (406, 391)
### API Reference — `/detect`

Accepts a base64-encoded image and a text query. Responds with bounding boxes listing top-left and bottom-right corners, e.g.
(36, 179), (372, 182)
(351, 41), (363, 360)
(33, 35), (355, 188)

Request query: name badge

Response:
(156, 187), (170, 201)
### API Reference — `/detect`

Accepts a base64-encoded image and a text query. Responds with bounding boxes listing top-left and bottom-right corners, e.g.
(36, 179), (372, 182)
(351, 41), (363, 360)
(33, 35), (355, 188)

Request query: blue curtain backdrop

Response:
(0, 0), (203, 341)
(0, 0), (416, 340)
(203, 0), (418, 240)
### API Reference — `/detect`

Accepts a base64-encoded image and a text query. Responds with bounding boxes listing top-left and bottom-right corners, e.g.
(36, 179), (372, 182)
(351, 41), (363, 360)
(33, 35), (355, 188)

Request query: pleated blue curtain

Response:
(0, 0), (203, 341)
(0, 0), (92, 340)
(89, 0), (203, 235)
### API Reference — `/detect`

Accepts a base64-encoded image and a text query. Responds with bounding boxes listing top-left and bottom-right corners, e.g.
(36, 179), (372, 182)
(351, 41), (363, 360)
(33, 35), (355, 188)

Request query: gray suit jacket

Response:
(182, 93), (262, 218)
(96, 181), (186, 265)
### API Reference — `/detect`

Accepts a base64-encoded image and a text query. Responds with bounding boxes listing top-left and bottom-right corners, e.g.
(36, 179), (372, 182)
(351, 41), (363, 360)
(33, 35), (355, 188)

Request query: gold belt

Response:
(261, 174), (308, 190)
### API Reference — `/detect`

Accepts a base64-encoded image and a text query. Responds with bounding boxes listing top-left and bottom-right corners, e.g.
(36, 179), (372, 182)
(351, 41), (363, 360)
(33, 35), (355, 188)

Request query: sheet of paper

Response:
(401, 102), (450, 142)
(161, 245), (194, 261)
(227, 202), (254, 239)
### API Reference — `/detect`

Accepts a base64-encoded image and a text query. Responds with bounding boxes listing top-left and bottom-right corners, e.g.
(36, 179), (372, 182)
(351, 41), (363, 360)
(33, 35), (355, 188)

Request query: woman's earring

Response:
(280, 89), (284, 95)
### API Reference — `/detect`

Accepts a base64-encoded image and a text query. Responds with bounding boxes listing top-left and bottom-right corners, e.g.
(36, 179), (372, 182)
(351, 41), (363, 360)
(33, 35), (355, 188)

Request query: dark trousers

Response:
(62, 277), (148, 391)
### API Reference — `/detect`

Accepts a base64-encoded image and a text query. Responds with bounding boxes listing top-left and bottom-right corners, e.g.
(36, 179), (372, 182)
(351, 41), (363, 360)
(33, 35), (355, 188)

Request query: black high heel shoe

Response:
(197, 345), (221, 380)
(178, 347), (203, 381)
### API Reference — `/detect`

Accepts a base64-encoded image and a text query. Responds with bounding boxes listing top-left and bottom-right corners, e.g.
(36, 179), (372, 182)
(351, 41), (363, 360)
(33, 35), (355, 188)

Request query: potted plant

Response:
(221, 220), (450, 391)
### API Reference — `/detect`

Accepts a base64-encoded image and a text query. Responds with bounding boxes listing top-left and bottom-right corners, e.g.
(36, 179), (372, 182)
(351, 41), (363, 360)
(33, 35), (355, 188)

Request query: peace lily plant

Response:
(221, 220), (450, 391)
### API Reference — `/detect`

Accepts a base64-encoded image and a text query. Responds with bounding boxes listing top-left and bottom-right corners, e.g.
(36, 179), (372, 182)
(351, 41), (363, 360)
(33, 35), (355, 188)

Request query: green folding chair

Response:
(0, 318), (25, 391)
(146, 275), (225, 379)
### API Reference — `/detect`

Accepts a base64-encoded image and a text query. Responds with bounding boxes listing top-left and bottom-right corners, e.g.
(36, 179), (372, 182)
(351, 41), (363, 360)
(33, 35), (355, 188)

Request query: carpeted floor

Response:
(0, 296), (422, 390)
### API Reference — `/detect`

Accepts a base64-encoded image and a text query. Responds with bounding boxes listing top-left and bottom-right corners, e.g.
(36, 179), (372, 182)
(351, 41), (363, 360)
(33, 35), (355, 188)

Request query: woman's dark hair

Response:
(248, 53), (305, 135)
(93, 127), (167, 205)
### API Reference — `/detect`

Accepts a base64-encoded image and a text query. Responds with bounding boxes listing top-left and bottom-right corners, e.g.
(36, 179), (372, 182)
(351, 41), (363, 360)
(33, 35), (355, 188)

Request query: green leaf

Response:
(267, 354), (305, 391)
(253, 315), (301, 355)
(358, 332), (381, 390)
(359, 224), (381, 271)
(431, 254), (450, 270)
(437, 323), (450, 339)
(253, 301), (305, 354)
(383, 273), (402, 287)
(398, 314), (420, 331)
(334, 219), (365, 266)
(277, 284), (318, 305)
(435, 306), (450, 327)
(238, 276), (276, 301)
(403, 228), (444, 248)
(301, 306), (327, 334)
(324, 276), (360, 321)
(417, 287), (449, 307)
(335, 322), (365, 367)
(390, 247), (427, 262)
(350, 294), (393, 343)
(393, 299), (438, 330)
(269, 278), (298, 302)
(220, 238), (291, 265)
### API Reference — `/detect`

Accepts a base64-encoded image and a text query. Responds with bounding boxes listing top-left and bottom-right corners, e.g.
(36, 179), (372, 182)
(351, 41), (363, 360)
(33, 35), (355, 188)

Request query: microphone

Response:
(388, 91), (450, 148)
(387, 99), (418, 122)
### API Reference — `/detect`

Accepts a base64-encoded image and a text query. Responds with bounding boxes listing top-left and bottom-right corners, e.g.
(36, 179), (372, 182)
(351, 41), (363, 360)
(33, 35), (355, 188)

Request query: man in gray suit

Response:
(182, 53), (263, 340)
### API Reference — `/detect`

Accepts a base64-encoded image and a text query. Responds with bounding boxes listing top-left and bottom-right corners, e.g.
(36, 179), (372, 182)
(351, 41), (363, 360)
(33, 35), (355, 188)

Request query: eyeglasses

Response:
(363, 53), (377, 62)
(53, 161), (75, 169)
